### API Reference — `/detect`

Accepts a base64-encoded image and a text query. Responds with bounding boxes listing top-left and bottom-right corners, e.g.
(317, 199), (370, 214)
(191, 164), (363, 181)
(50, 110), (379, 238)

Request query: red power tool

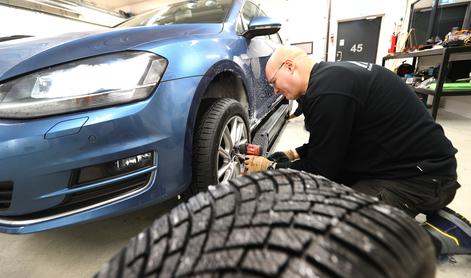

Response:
(237, 143), (263, 156)
(236, 143), (263, 176)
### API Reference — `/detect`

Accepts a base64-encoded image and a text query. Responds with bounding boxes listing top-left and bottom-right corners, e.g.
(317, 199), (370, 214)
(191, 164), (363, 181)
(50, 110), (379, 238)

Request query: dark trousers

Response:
(351, 176), (460, 217)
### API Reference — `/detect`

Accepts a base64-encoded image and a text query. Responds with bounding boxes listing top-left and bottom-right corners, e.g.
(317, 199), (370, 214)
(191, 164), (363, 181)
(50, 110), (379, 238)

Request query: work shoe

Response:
(424, 207), (471, 255)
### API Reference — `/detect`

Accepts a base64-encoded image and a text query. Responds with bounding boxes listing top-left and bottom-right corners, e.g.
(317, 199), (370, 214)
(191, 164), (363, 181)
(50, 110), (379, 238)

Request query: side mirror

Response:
(243, 16), (281, 39)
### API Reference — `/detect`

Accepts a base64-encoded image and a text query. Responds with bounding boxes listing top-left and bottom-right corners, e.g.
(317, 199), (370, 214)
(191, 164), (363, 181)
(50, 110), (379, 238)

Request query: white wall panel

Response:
(258, 0), (329, 61)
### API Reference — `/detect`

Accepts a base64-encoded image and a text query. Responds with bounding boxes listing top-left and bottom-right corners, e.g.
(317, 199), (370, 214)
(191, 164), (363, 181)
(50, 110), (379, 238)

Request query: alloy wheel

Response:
(217, 115), (248, 183)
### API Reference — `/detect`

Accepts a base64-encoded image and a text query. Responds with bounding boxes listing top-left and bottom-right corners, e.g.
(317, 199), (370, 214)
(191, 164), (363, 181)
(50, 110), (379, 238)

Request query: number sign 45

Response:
(350, 43), (364, 52)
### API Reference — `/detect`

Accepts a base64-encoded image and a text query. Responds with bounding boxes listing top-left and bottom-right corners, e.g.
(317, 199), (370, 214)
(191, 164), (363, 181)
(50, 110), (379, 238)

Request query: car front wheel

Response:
(191, 98), (250, 193)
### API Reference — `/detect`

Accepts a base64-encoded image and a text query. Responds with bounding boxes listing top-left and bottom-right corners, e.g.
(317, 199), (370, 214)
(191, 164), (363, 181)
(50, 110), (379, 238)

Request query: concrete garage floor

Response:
(0, 110), (470, 277)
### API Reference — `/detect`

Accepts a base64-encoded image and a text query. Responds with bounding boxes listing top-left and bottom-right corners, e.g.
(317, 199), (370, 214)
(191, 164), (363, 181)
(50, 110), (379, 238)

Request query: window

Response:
(269, 34), (283, 44)
(236, 13), (245, 34)
(237, 1), (261, 34)
(235, 1), (281, 41)
(117, 0), (233, 27)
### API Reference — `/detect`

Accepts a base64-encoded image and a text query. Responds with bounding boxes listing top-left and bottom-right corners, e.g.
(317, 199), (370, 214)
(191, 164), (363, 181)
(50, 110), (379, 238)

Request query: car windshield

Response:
(116, 0), (233, 27)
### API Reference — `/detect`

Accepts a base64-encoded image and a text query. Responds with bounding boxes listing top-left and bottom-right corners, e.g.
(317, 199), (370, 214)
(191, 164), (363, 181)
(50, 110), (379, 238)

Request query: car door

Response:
(237, 1), (282, 124)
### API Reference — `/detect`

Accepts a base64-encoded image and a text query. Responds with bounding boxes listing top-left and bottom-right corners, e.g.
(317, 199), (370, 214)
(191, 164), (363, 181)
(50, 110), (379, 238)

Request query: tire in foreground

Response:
(96, 169), (436, 278)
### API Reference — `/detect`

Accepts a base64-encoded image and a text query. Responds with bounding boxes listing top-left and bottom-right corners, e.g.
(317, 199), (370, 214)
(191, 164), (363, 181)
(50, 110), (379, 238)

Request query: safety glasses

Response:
(268, 60), (286, 88)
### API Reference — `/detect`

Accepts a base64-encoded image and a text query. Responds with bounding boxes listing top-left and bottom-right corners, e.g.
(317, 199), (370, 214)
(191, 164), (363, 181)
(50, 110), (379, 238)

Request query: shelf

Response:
(414, 87), (471, 96)
(383, 45), (471, 120)
(384, 46), (471, 62)
(384, 48), (444, 60)
(414, 87), (435, 95)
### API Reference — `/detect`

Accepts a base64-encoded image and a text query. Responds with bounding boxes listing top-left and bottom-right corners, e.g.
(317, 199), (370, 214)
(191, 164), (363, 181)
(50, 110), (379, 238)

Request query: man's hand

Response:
(269, 150), (299, 161)
(268, 152), (290, 163)
(267, 151), (294, 169)
(285, 149), (299, 160)
(244, 155), (274, 173)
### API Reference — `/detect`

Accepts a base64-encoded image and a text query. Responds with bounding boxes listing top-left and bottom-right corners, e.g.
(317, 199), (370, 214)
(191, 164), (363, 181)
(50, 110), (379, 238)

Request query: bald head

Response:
(265, 46), (315, 100)
(267, 46), (307, 75)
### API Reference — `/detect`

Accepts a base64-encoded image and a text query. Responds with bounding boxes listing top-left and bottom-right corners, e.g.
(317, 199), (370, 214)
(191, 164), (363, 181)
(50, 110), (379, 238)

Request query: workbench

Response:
(382, 46), (471, 120)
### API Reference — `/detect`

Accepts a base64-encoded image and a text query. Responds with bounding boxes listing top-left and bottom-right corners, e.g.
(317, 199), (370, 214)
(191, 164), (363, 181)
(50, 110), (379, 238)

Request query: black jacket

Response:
(290, 61), (457, 185)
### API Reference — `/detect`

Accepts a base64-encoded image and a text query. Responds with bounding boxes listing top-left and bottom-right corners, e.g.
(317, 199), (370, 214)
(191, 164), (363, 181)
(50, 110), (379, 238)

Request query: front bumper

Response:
(0, 76), (201, 233)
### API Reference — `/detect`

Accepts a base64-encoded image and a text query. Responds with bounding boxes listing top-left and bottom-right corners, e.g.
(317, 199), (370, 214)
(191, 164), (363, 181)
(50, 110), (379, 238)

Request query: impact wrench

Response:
(234, 143), (264, 175)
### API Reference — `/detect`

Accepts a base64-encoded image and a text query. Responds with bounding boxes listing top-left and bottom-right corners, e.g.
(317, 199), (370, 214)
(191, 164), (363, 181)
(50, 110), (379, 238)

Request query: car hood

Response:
(0, 24), (222, 82)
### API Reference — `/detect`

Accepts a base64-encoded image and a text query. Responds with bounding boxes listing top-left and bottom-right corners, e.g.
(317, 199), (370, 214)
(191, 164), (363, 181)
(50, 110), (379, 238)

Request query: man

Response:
(245, 46), (470, 255)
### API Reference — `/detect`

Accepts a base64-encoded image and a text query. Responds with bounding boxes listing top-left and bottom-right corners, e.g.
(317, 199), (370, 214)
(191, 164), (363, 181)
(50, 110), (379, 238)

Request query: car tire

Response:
(191, 98), (250, 193)
(95, 169), (436, 278)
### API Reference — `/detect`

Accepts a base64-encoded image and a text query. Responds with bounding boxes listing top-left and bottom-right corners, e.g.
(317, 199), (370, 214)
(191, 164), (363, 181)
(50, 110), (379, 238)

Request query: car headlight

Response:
(0, 51), (167, 119)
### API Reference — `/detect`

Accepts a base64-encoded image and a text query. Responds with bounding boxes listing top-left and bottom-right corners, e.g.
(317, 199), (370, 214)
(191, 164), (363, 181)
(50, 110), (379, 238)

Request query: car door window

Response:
(236, 13), (245, 34)
(237, 2), (282, 43)
(237, 1), (261, 34)
(269, 33), (283, 44)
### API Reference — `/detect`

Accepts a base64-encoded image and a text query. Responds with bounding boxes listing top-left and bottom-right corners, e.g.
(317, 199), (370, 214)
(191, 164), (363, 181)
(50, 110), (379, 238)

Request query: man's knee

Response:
(351, 179), (384, 196)
(352, 179), (421, 217)
(377, 188), (420, 217)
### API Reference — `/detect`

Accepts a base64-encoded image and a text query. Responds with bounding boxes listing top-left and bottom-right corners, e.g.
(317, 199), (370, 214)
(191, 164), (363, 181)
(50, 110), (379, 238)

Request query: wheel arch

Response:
(199, 60), (250, 113)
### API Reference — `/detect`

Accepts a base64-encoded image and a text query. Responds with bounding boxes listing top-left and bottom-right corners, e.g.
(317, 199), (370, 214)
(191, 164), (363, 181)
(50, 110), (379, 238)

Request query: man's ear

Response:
(284, 59), (295, 71)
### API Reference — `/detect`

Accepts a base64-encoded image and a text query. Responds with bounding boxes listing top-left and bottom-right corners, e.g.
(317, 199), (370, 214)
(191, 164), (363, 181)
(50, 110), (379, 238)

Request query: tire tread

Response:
(97, 170), (436, 278)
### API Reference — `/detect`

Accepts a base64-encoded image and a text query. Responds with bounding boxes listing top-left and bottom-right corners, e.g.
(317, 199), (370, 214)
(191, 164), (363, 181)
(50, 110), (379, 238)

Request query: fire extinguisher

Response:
(389, 32), (398, 53)
(388, 18), (403, 54)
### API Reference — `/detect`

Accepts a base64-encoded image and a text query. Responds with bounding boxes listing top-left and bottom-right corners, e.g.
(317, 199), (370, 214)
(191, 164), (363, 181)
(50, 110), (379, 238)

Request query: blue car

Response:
(0, 0), (289, 233)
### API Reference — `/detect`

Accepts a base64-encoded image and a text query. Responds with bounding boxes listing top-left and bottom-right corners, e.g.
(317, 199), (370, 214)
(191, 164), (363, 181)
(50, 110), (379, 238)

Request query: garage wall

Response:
(258, 0), (330, 62)
(0, 5), (106, 38)
(258, 0), (409, 64)
(327, 0), (409, 64)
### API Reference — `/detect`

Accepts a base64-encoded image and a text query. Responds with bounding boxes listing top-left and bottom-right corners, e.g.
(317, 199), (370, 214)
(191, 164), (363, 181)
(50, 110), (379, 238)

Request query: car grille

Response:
(2, 173), (151, 220)
(0, 181), (13, 211)
(58, 173), (151, 210)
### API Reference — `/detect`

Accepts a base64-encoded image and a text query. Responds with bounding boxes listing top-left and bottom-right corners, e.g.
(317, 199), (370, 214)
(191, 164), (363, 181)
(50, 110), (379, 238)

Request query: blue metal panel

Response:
(44, 117), (89, 139)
